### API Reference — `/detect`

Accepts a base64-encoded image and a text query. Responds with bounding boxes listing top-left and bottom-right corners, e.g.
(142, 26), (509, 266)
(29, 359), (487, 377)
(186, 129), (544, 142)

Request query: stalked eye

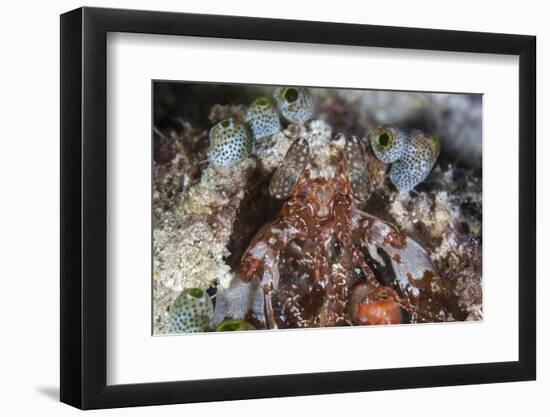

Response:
(343, 135), (370, 202)
(376, 132), (392, 148)
(283, 87), (299, 103)
(269, 137), (310, 199)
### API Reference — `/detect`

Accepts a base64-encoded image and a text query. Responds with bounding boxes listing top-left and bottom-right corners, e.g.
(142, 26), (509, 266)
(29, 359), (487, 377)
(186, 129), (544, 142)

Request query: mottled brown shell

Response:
(343, 135), (370, 202)
(269, 137), (310, 199)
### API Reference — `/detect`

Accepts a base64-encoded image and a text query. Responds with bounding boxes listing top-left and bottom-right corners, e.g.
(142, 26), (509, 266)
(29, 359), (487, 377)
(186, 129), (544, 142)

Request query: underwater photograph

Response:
(152, 82), (482, 334)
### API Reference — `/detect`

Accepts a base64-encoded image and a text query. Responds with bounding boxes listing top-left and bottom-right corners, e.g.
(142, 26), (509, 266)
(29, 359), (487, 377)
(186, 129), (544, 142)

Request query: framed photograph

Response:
(60, 6), (536, 409)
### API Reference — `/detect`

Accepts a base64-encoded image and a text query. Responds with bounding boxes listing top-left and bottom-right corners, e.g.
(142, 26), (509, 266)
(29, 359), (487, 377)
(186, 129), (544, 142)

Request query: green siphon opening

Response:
(221, 119), (231, 128)
(188, 288), (203, 298)
(216, 319), (244, 331)
(432, 134), (441, 154)
(254, 97), (270, 106)
(377, 132), (391, 148)
(283, 88), (299, 103)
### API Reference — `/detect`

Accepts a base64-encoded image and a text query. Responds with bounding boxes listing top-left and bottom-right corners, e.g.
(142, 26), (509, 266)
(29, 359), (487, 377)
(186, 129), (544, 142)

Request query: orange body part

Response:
(357, 300), (401, 325)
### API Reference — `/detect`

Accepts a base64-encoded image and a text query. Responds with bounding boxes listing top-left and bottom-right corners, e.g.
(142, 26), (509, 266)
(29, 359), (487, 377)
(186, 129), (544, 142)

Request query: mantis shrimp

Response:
(214, 134), (458, 329)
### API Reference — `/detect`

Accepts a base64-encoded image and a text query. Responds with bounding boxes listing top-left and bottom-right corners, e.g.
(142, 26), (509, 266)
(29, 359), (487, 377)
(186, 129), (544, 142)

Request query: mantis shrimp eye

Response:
(269, 137), (310, 199)
(208, 118), (253, 167)
(342, 134), (370, 202)
(170, 288), (214, 333)
(369, 126), (406, 164)
(273, 87), (314, 125)
(245, 96), (281, 140)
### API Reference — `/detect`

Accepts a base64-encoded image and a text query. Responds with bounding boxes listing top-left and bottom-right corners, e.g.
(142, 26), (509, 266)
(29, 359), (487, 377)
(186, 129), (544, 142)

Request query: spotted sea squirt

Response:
(208, 118), (253, 167)
(369, 126), (440, 192)
(273, 87), (314, 125)
(245, 96), (281, 140)
(369, 126), (408, 164)
(170, 288), (214, 333)
(390, 130), (440, 192)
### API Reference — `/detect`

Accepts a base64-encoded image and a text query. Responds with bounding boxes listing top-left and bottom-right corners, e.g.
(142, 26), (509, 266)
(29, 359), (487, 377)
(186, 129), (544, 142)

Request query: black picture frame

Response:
(60, 6), (536, 410)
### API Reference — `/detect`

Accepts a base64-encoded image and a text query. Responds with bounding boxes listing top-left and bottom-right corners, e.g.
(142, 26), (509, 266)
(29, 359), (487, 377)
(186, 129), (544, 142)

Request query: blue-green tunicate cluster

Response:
(273, 87), (314, 125)
(208, 118), (254, 167)
(170, 288), (214, 333)
(369, 127), (440, 193)
(208, 87), (315, 167)
(245, 97), (281, 140)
